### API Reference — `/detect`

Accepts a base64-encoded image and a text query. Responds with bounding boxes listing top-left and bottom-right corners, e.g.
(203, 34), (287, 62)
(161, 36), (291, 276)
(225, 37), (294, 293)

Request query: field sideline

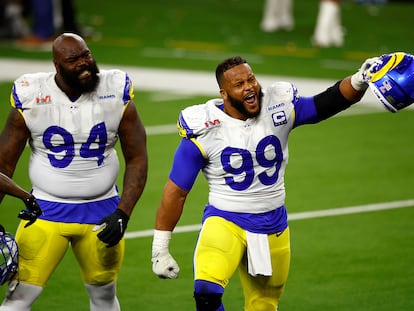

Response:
(0, 58), (391, 111)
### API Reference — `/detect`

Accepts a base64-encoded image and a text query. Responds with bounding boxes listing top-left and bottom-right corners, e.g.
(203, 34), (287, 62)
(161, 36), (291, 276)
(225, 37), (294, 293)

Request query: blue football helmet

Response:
(365, 52), (414, 113)
(0, 225), (18, 286)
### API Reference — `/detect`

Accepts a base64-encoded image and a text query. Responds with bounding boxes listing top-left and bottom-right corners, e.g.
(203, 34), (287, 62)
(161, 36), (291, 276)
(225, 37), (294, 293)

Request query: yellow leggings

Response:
(194, 216), (290, 311)
(14, 219), (124, 287)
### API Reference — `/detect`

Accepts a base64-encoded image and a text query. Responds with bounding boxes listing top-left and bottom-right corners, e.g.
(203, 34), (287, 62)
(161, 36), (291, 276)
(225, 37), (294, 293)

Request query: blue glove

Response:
(18, 196), (42, 228)
(94, 209), (129, 247)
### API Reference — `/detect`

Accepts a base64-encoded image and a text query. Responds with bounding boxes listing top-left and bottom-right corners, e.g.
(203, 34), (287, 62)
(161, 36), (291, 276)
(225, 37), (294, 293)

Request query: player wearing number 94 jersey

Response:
(0, 33), (148, 311)
(152, 55), (380, 311)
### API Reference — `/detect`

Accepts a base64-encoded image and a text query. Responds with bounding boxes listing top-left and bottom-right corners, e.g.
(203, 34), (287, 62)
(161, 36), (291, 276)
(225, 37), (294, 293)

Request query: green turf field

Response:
(1, 0), (413, 78)
(0, 0), (414, 310)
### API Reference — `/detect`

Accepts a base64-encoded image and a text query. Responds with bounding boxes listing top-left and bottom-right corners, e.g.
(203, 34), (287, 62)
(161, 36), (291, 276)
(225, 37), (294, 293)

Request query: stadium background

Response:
(0, 0), (413, 310)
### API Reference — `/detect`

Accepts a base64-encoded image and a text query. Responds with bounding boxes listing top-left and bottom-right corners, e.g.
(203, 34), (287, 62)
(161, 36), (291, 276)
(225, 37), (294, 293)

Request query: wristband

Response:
(350, 73), (368, 91)
(152, 230), (172, 250)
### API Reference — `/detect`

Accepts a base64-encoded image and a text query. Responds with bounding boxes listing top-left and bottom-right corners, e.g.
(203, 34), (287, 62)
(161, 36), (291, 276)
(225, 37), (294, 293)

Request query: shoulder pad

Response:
(263, 81), (299, 110)
(12, 73), (52, 109)
(99, 69), (126, 81)
(14, 72), (50, 89)
(98, 70), (134, 104)
(178, 99), (222, 138)
(98, 69), (129, 88)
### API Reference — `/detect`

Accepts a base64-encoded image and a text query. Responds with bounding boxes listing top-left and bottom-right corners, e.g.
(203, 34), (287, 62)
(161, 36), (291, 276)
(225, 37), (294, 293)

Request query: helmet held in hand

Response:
(365, 52), (414, 113)
(0, 226), (18, 286)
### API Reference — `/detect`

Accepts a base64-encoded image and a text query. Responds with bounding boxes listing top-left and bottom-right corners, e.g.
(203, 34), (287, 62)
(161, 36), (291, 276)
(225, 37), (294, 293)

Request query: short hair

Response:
(215, 56), (248, 87)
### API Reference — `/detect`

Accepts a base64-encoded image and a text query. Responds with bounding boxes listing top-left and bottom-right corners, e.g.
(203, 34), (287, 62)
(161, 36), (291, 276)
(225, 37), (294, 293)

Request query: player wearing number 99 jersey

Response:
(152, 55), (380, 311)
(0, 33), (148, 311)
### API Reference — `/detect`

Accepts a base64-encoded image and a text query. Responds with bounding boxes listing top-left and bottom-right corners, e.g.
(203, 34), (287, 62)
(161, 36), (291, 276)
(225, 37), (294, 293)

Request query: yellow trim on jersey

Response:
(190, 137), (207, 158)
(122, 80), (135, 114)
(129, 80), (135, 101)
(291, 107), (296, 126)
(368, 52), (405, 83)
(10, 91), (27, 121)
(10, 92), (16, 108)
(178, 121), (187, 138)
(176, 120), (207, 158)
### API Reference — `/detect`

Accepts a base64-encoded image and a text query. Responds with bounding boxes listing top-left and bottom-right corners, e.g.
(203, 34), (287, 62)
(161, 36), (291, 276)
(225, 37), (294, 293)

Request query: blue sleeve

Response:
(169, 138), (205, 191)
(292, 96), (319, 128)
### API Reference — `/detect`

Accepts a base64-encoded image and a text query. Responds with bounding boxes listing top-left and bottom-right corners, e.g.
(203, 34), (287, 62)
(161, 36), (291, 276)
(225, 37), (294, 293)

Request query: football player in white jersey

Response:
(151, 55), (380, 310)
(0, 33), (148, 310)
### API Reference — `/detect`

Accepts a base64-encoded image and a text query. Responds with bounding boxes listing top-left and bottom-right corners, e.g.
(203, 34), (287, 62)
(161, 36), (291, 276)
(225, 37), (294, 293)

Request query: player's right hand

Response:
(151, 249), (180, 279)
(351, 56), (381, 91)
(151, 229), (180, 279)
(18, 195), (42, 228)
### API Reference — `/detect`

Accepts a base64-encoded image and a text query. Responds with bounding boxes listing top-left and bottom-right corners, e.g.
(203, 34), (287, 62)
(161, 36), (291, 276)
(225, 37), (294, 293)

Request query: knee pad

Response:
(1, 282), (43, 310)
(85, 282), (116, 300)
(85, 283), (120, 311)
(193, 292), (223, 311)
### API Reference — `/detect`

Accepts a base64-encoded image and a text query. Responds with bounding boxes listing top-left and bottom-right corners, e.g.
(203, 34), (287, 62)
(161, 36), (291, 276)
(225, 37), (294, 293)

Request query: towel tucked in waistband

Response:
(246, 231), (272, 277)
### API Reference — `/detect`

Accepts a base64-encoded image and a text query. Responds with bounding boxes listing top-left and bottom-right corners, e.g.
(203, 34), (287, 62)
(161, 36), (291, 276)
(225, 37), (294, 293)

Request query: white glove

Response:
(350, 56), (381, 91)
(151, 230), (180, 279)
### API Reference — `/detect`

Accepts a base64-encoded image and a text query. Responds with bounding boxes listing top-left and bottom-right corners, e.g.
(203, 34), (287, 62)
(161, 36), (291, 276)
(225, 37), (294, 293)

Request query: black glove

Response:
(18, 196), (42, 228)
(96, 209), (129, 248)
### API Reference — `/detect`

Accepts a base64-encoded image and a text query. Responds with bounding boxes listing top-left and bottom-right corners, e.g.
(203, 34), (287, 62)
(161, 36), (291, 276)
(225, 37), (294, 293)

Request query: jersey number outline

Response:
(42, 122), (108, 168)
(220, 135), (283, 191)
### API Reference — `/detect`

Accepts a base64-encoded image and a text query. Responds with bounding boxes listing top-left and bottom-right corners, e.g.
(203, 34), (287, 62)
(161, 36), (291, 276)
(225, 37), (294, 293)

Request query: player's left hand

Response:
(94, 208), (129, 247)
(18, 195), (42, 228)
(351, 56), (382, 91)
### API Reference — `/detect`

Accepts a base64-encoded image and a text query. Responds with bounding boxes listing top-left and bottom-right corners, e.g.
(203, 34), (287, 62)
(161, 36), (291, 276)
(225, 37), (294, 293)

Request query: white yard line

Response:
(125, 199), (414, 239)
(0, 58), (389, 106)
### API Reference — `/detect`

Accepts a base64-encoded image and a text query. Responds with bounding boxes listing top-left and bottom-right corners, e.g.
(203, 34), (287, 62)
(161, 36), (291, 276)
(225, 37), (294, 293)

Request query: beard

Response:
(59, 60), (100, 93)
(228, 88), (264, 119)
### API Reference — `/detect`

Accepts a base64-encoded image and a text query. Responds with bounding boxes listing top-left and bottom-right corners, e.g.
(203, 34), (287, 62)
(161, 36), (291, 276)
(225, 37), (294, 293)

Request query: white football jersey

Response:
(179, 82), (297, 213)
(11, 70), (132, 202)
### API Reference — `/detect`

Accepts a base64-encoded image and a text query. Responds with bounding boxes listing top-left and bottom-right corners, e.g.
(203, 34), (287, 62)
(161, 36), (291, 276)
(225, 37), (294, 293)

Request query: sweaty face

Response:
(53, 34), (100, 95)
(221, 64), (262, 120)
(58, 59), (100, 93)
